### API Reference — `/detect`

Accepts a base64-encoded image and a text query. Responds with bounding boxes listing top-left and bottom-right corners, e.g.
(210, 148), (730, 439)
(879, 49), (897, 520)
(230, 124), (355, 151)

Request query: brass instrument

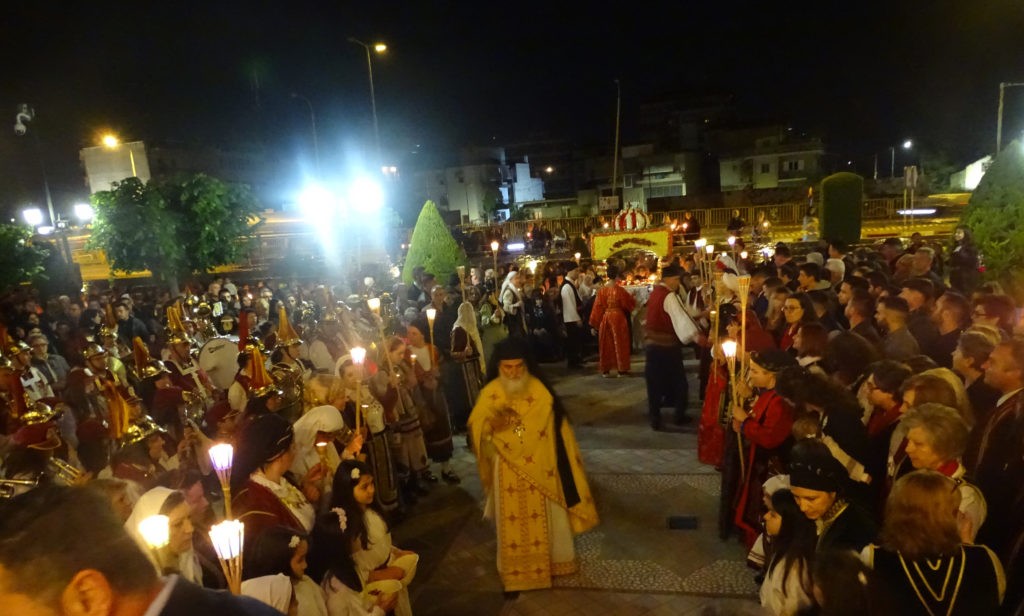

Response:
(181, 390), (208, 425)
(48, 457), (84, 485)
(0, 477), (41, 498)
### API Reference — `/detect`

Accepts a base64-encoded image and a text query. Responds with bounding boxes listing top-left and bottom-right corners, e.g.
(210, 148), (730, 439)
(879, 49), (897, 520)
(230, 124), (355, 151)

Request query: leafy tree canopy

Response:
(961, 140), (1024, 300)
(88, 174), (263, 291)
(0, 223), (49, 291)
(401, 200), (465, 284)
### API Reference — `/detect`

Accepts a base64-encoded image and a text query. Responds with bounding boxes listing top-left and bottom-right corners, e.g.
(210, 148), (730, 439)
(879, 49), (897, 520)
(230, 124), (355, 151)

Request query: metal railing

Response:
(455, 198), (907, 237)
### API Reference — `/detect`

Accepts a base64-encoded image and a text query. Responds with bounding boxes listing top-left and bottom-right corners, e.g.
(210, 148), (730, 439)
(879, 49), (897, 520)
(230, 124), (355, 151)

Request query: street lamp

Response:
(74, 203), (94, 223)
(22, 207), (44, 227)
(102, 133), (137, 177)
(889, 139), (913, 178)
(290, 93), (320, 176)
(490, 240), (500, 277)
(348, 37), (387, 166)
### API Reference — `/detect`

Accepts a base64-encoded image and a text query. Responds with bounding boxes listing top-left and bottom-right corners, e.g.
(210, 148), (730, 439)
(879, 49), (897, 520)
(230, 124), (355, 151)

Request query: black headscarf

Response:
(231, 414), (294, 491)
(485, 337), (580, 508)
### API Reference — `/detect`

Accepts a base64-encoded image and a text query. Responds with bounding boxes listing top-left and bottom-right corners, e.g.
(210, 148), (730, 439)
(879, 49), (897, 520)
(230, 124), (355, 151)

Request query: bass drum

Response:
(198, 336), (240, 392)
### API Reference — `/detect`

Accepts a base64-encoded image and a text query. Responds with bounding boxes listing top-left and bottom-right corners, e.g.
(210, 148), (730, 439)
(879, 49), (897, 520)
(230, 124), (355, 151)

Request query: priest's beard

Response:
(499, 374), (529, 398)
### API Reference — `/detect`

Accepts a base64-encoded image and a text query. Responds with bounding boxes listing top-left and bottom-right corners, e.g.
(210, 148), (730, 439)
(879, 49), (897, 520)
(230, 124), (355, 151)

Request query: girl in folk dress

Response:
(588, 265), (636, 377)
(310, 460), (411, 616)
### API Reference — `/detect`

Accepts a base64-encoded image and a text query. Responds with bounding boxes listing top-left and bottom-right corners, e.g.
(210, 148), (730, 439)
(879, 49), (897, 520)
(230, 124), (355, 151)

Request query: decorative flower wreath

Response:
(288, 535), (300, 549)
(351, 468), (360, 481)
(332, 507), (348, 532)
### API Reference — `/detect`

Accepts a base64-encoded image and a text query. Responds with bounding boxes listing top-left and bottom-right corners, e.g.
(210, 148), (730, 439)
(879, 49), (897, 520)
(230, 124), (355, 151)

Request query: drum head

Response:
(198, 336), (240, 391)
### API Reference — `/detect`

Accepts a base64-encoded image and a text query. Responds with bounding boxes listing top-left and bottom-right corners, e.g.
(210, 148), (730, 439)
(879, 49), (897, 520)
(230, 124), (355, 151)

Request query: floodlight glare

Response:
(22, 207), (44, 227)
(74, 203), (94, 222)
(348, 177), (384, 212)
(297, 184), (335, 219)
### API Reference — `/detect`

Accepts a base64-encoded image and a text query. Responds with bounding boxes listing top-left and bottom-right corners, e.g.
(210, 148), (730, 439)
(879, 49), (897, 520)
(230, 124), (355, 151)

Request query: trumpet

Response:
(0, 477), (41, 498)
(47, 458), (84, 486)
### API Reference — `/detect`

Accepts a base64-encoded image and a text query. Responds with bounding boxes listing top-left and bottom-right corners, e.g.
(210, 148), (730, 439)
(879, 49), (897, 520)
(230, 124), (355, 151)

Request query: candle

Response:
(138, 514), (169, 575)
(351, 347), (366, 432)
(727, 236), (736, 247)
(367, 297), (381, 314)
(209, 520), (245, 595)
(208, 443), (234, 519)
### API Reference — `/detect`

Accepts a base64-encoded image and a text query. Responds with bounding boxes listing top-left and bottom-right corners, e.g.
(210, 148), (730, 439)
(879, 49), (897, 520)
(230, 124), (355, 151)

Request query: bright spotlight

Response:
(374, 43), (387, 53)
(902, 139), (913, 149)
(74, 203), (94, 222)
(22, 207), (44, 227)
(297, 184), (335, 219)
(102, 134), (119, 148)
(348, 177), (384, 212)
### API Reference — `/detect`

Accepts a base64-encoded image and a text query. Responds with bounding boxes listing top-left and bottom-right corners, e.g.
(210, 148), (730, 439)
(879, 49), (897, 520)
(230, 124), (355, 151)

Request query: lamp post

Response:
(290, 93), (320, 176)
(889, 139), (913, 177)
(490, 240), (500, 277)
(348, 38), (387, 165)
(102, 134), (138, 178)
(997, 82), (1024, 154)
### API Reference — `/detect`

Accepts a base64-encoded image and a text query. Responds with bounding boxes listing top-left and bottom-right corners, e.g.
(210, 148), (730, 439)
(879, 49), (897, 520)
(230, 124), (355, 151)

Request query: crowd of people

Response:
(691, 227), (1021, 615)
(0, 215), (1019, 615)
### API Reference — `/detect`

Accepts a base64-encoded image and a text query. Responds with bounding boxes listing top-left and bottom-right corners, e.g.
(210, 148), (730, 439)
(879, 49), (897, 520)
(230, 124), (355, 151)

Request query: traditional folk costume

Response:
(468, 349), (598, 592)
(369, 359), (429, 492)
(588, 279), (636, 375)
(726, 350), (796, 548)
(450, 302), (485, 431)
(271, 306), (309, 423)
(409, 342), (454, 466)
(351, 508), (414, 616)
(232, 415), (316, 541)
(340, 381), (400, 515)
(643, 265), (699, 429)
(290, 404), (355, 510)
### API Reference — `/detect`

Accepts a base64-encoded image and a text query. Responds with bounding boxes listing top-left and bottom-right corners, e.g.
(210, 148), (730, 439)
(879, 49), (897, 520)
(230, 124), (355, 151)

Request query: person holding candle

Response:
(450, 301), (486, 432)
(335, 355), (400, 516)
(0, 486), (282, 615)
(126, 486), (224, 587)
(727, 349), (797, 547)
(290, 405), (363, 508)
(406, 322), (458, 485)
(370, 336), (430, 505)
(232, 414), (324, 539)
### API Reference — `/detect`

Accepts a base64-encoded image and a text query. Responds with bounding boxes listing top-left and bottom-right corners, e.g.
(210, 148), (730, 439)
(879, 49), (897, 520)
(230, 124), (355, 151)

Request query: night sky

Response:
(2, 1), (1023, 217)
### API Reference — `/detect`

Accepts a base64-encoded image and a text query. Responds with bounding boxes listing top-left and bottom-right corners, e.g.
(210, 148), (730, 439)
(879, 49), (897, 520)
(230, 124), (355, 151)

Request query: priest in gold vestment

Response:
(468, 338), (599, 592)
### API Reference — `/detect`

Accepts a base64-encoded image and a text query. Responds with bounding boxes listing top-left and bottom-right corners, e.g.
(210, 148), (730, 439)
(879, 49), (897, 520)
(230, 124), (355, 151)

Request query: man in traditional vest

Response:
(644, 263), (698, 431)
(560, 263), (585, 369)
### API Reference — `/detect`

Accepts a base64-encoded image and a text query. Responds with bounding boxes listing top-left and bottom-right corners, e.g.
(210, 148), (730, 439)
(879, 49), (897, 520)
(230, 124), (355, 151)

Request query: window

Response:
(760, 163), (771, 174)
(785, 160), (804, 172)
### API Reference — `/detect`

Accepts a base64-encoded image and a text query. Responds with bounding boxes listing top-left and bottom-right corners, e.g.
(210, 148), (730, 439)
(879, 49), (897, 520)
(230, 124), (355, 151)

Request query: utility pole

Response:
(996, 82), (1024, 154)
(611, 79), (621, 206)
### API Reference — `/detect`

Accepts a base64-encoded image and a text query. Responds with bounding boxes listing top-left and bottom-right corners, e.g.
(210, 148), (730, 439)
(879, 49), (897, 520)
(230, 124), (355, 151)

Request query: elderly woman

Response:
(788, 439), (877, 553)
(232, 414), (324, 540)
(290, 404), (362, 510)
(861, 471), (1005, 615)
(900, 403), (987, 542)
(125, 486), (222, 587)
(450, 301), (485, 431)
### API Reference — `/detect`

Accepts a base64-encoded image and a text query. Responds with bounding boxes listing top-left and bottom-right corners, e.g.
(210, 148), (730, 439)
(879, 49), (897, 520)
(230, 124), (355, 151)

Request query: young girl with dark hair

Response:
(310, 459), (410, 616)
(760, 489), (817, 615)
(245, 525), (328, 616)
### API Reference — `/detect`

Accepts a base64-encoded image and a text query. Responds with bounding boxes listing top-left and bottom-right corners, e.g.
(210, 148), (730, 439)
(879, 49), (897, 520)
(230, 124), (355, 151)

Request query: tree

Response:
(819, 172), (864, 243)
(480, 186), (503, 222)
(89, 174), (263, 292)
(0, 223), (48, 291)
(401, 200), (465, 284)
(961, 140), (1024, 300)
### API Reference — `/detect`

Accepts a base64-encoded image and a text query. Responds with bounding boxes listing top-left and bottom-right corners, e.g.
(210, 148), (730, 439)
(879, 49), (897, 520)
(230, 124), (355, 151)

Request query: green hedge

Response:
(820, 172), (864, 243)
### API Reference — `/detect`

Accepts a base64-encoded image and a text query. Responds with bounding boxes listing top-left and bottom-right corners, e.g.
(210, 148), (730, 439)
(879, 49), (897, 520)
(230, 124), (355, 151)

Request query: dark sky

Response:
(2, 1), (1023, 215)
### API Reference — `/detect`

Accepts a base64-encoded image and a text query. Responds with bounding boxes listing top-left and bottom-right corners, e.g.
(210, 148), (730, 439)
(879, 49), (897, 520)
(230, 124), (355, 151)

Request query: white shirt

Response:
(560, 281), (581, 323)
(662, 287), (698, 343)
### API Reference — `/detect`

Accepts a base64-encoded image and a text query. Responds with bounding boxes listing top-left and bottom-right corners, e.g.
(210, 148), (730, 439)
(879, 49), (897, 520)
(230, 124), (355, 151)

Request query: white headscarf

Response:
(241, 573), (294, 612)
(499, 270), (518, 298)
(124, 486), (202, 585)
(453, 301), (486, 372)
(290, 405), (345, 481)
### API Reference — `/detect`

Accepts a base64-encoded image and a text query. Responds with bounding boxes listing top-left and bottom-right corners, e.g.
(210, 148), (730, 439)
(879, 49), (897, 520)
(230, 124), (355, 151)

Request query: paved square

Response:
(396, 357), (761, 615)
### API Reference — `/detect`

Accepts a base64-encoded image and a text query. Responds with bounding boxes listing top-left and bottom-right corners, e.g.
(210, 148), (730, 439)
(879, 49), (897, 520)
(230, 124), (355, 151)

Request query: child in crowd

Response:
(245, 526), (328, 616)
(760, 489), (816, 615)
